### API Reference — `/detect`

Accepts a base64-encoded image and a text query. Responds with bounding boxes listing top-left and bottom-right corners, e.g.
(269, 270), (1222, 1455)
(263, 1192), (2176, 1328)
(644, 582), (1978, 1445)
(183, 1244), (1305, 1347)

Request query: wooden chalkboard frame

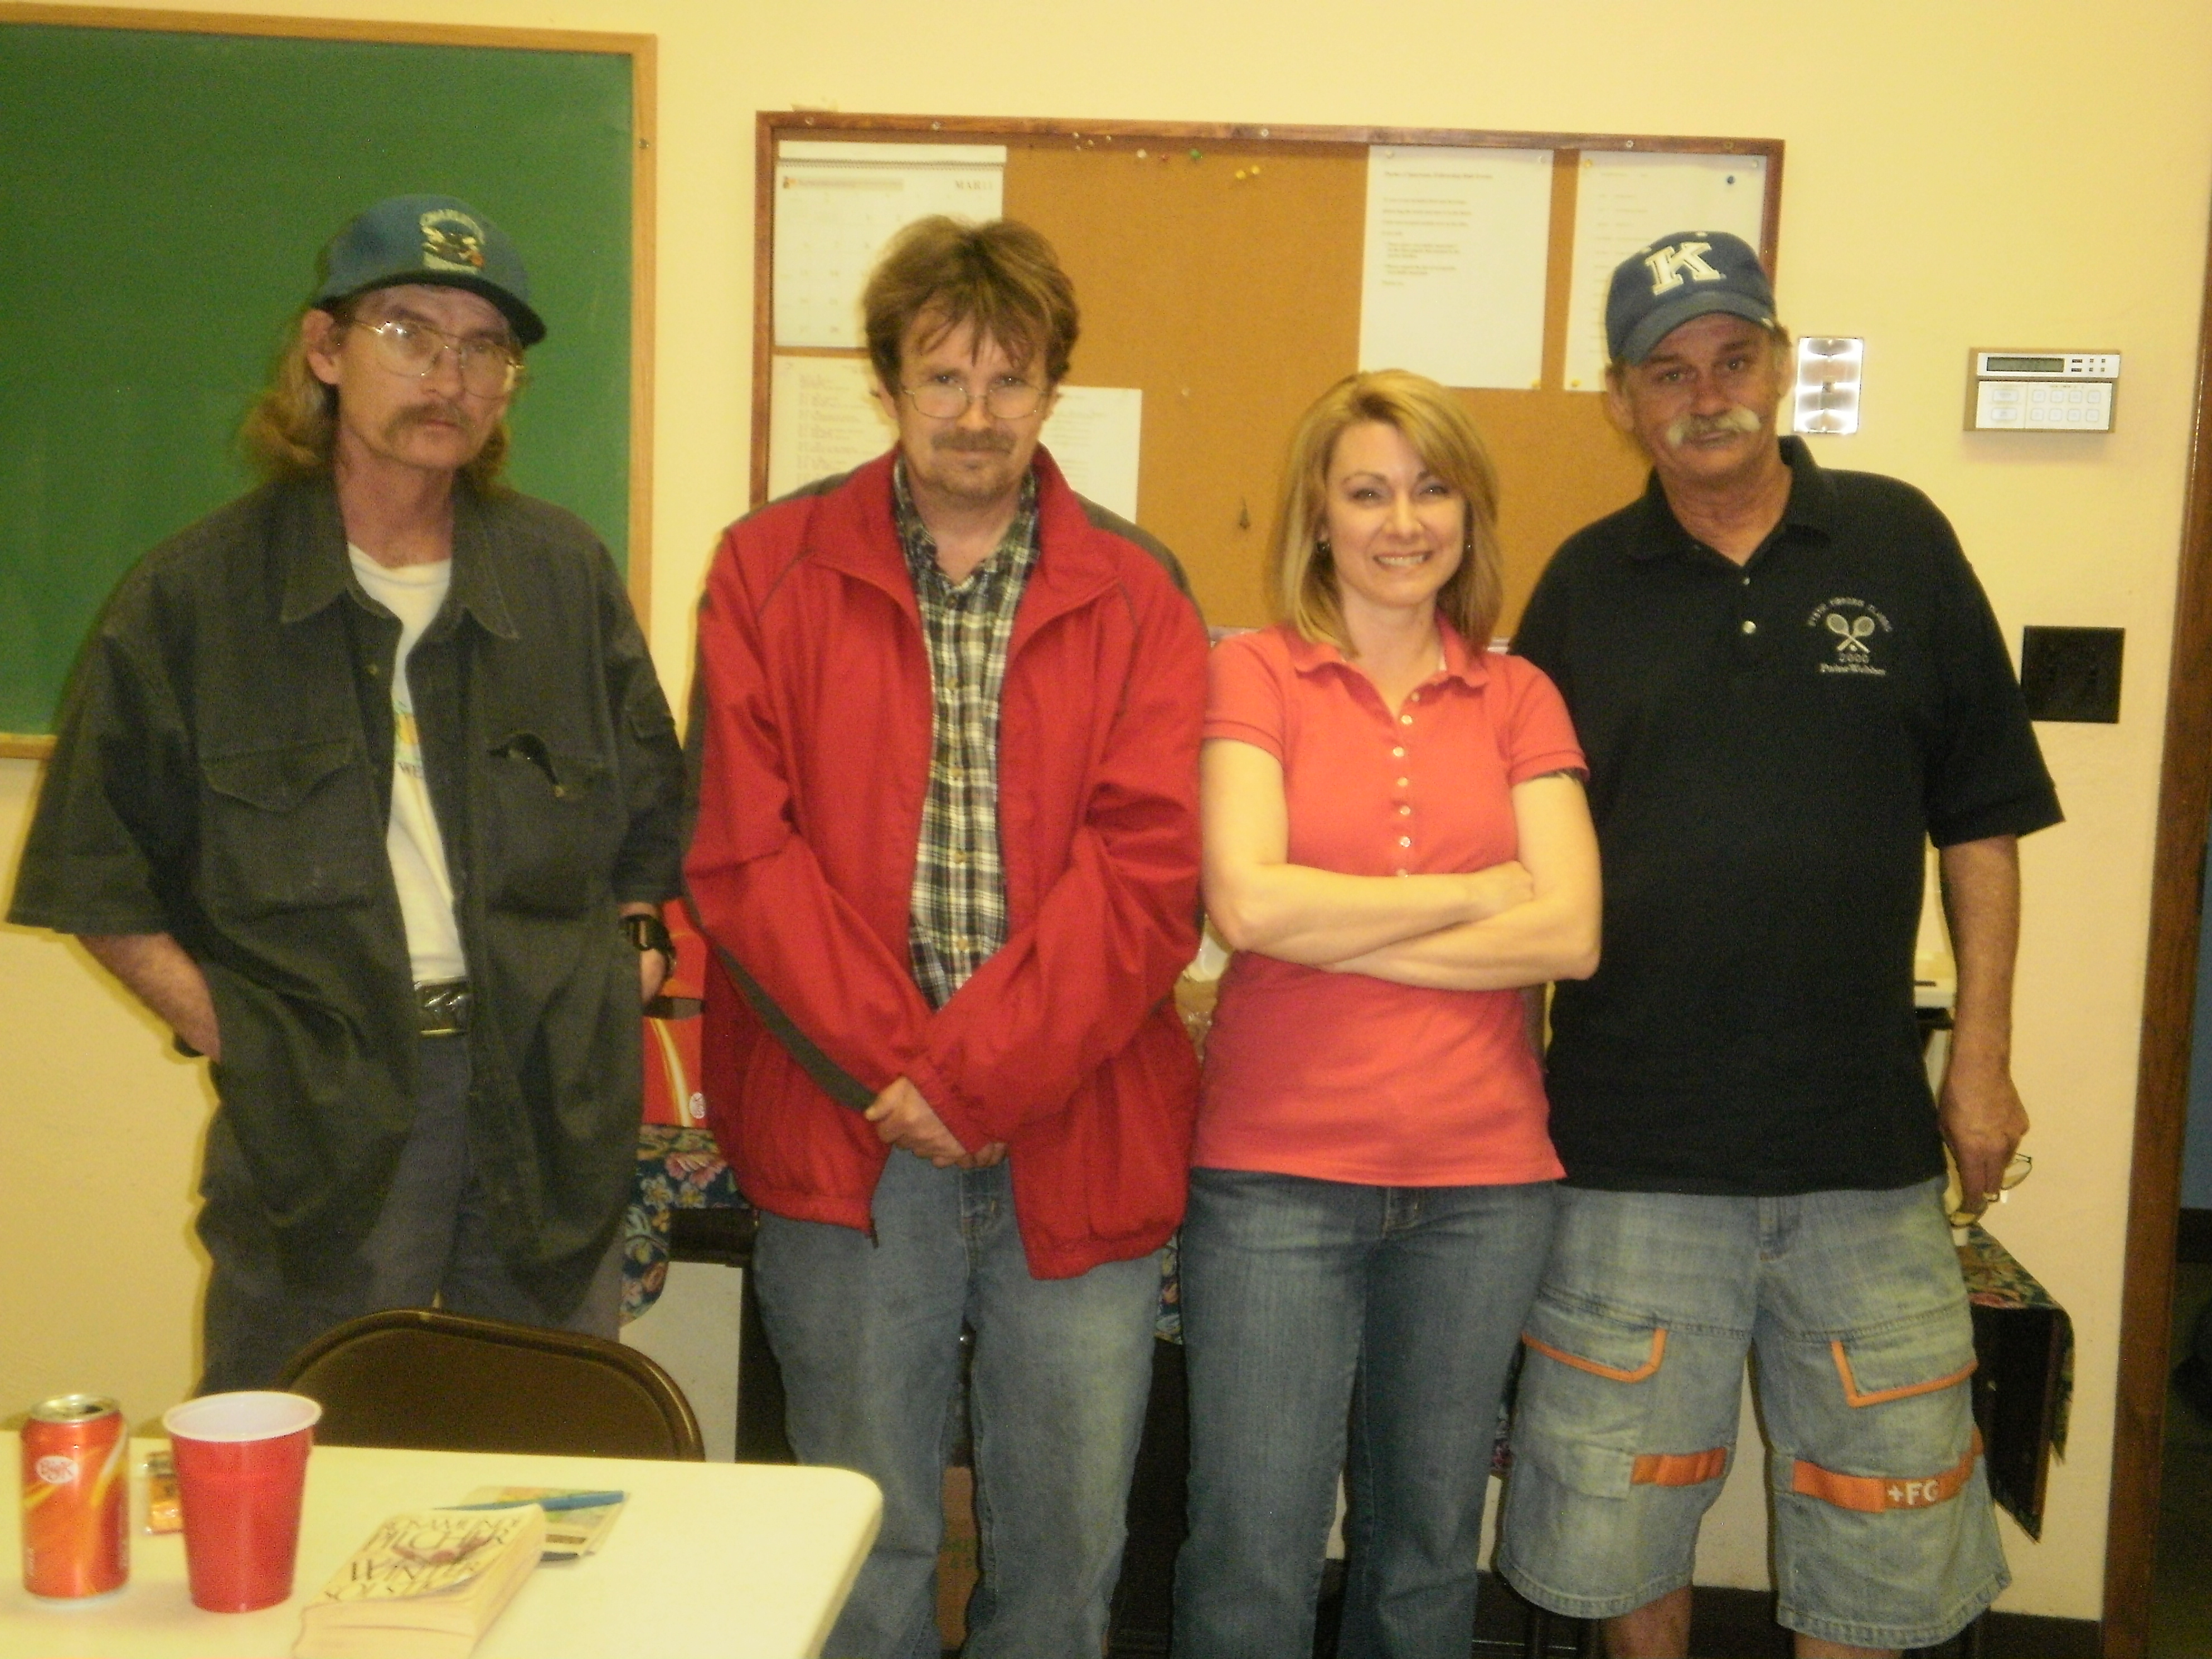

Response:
(743, 110), (1778, 641)
(0, 4), (657, 759)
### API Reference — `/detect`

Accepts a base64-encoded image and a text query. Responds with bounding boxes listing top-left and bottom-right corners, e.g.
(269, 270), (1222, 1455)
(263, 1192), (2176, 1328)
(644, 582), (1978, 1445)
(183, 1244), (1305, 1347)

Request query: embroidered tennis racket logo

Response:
(1807, 598), (1891, 676)
(1826, 612), (1876, 658)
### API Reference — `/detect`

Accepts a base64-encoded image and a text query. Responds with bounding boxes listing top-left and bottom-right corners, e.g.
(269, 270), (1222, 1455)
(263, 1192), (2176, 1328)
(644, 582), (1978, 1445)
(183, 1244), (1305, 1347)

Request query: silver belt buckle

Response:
(415, 978), (472, 1037)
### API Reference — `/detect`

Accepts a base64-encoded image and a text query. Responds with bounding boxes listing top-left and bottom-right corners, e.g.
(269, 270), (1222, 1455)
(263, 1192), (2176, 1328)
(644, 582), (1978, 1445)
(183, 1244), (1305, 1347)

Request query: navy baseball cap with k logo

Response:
(1605, 230), (1774, 366)
(312, 194), (546, 345)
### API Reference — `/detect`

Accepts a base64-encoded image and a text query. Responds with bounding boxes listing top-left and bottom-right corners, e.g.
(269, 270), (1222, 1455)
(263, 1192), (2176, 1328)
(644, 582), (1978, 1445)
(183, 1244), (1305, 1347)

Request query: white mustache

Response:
(1663, 405), (1762, 448)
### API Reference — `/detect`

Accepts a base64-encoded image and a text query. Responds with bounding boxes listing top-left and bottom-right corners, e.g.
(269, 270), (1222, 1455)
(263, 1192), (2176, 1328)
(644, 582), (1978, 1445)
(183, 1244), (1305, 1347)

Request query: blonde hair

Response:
(1268, 370), (1503, 649)
(862, 216), (1079, 389)
(239, 296), (512, 488)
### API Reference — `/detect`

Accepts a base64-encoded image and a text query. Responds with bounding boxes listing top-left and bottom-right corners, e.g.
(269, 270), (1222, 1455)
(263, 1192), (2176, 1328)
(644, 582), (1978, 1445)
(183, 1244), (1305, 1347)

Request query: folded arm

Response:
(1326, 773), (1600, 991)
(1200, 738), (1532, 964)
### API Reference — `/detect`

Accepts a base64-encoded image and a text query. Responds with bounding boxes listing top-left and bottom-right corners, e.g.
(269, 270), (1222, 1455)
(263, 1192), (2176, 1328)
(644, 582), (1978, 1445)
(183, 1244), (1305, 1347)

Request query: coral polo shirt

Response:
(1198, 622), (1582, 1187)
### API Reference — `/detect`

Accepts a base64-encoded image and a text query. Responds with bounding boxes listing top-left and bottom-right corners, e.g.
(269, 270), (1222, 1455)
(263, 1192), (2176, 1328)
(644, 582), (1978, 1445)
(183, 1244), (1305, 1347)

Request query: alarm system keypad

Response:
(1976, 380), (2112, 431)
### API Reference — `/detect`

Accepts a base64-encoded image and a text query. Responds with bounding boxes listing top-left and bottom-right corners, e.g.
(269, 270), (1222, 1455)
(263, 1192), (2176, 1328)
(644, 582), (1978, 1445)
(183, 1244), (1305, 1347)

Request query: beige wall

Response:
(5, 0), (2210, 1621)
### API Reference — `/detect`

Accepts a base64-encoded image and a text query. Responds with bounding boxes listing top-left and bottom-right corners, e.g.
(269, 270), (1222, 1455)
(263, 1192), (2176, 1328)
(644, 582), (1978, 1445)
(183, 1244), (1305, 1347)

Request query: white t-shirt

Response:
(348, 546), (467, 984)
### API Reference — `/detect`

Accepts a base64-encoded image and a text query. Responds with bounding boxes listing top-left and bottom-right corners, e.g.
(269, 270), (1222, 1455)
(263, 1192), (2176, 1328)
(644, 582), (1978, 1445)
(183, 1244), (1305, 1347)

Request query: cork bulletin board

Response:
(753, 114), (1782, 633)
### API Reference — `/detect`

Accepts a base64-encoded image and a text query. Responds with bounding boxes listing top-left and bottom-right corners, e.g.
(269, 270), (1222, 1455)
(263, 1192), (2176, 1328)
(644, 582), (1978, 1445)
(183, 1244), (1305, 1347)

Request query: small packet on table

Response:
(450, 1487), (627, 1562)
(144, 1448), (181, 1534)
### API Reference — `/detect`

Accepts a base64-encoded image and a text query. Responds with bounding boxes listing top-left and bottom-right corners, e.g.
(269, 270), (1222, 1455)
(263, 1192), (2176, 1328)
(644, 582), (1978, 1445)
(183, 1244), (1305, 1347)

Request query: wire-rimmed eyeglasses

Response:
(361, 318), (523, 398)
(1947, 1153), (2033, 1228)
(899, 372), (1047, 421)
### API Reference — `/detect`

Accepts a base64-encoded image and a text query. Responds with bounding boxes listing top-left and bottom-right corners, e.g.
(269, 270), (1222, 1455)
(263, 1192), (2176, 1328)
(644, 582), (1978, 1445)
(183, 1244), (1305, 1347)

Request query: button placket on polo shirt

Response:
(1392, 688), (1423, 875)
(1720, 532), (1792, 670)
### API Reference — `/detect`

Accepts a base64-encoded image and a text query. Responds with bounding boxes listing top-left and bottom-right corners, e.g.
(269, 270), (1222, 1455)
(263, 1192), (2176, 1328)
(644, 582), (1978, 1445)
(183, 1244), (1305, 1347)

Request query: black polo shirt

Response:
(1512, 438), (2061, 1194)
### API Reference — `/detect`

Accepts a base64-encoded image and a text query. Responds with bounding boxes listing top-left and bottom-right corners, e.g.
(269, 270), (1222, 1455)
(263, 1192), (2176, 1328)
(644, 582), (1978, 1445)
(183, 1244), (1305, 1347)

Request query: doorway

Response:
(2104, 212), (2212, 1659)
(2145, 933), (2212, 1656)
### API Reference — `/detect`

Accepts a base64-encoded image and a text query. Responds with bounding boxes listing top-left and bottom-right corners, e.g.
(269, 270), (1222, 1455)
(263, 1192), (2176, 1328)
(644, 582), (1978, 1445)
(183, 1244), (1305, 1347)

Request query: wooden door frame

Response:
(2101, 202), (2212, 1659)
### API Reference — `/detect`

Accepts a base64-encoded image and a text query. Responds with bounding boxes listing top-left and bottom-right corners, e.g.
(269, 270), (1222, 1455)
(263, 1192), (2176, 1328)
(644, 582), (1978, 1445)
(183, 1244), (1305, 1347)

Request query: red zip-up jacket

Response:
(686, 449), (1206, 1278)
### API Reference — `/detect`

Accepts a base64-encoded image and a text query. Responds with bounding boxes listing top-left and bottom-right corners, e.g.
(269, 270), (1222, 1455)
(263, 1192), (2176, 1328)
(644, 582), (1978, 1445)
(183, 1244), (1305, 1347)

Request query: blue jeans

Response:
(197, 1035), (623, 1394)
(1173, 1170), (1556, 1659)
(752, 1152), (1160, 1659)
(1497, 1180), (2007, 1651)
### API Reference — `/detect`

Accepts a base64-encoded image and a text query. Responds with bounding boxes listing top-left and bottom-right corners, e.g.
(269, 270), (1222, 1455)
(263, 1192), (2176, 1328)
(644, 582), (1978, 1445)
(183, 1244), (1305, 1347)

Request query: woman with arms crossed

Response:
(1173, 370), (1600, 1659)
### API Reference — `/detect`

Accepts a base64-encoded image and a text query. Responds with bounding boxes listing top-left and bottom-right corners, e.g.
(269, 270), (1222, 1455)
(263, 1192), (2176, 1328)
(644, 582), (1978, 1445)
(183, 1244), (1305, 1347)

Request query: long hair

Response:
(238, 297), (512, 488)
(1267, 370), (1504, 651)
(862, 216), (1079, 389)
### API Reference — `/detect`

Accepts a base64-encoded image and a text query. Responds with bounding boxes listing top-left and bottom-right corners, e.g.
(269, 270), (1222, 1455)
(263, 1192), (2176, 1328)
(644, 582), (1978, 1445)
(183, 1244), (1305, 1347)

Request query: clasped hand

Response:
(866, 1076), (1007, 1169)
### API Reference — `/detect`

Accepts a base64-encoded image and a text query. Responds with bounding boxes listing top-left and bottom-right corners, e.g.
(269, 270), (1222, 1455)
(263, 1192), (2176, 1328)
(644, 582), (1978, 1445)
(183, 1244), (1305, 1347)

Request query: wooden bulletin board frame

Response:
(0, 5), (657, 759)
(753, 112), (1781, 636)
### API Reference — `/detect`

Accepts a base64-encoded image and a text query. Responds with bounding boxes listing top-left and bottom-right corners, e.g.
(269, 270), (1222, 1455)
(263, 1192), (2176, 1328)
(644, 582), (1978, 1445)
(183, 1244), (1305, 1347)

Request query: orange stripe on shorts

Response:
(1791, 1429), (1983, 1512)
(1631, 1447), (1728, 1487)
(1828, 1338), (1976, 1406)
(1521, 1327), (1666, 1382)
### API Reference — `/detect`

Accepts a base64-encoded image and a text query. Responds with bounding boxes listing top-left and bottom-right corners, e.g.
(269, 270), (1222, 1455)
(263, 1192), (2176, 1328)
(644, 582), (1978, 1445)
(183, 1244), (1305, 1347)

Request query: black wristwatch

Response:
(622, 910), (676, 962)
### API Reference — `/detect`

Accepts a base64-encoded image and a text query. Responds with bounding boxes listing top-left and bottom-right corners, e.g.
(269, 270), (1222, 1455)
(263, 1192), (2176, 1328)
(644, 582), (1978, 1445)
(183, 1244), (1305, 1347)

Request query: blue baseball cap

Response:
(1605, 230), (1774, 366)
(312, 194), (545, 346)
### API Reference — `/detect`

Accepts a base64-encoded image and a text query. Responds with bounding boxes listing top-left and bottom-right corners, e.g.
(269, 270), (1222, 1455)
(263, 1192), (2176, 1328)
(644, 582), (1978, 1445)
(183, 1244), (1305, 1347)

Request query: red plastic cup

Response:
(160, 1391), (323, 1612)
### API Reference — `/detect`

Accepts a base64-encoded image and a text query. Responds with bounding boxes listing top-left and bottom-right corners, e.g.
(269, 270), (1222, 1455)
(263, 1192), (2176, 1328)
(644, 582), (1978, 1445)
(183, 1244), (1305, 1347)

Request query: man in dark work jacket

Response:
(1497, 232), (2060, 1659)
(9, 195), (683, 1391)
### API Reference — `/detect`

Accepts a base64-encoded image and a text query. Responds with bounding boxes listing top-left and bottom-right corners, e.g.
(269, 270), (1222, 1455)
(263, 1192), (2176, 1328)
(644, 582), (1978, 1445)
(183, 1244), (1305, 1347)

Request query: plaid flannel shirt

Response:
(895, 460), (1041, 1009)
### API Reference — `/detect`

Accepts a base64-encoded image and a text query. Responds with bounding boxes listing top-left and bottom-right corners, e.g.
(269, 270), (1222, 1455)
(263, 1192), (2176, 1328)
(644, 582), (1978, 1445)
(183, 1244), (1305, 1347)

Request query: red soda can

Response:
(21, 1394), (129, 1599)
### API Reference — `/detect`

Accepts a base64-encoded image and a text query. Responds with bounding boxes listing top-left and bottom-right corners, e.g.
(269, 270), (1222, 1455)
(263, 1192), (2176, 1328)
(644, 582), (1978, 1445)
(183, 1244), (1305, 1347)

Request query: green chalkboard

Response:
(0, 18), (641, 739)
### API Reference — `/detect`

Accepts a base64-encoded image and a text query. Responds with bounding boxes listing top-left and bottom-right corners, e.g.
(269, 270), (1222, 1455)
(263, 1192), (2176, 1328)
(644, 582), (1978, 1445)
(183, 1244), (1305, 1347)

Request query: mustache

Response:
(1662, 405), (1763, 448)
(389, 400), (471, 432)
(932, 430), (1015, 455)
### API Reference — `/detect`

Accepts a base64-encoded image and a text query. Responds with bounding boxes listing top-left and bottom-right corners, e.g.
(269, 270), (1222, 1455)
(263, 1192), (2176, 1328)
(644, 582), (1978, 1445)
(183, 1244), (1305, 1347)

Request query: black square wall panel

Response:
(2019, 626), (2123, 723)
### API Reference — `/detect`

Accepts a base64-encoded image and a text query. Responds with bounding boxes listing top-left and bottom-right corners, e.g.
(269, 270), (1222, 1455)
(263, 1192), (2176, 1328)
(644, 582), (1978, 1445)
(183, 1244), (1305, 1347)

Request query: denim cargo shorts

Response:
(1495, 1178), (2009, 1652)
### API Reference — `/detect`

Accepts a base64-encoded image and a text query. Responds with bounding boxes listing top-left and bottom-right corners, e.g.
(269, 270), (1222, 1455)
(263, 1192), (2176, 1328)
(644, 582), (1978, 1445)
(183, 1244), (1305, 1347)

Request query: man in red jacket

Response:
(687, 216), (1207, 1658)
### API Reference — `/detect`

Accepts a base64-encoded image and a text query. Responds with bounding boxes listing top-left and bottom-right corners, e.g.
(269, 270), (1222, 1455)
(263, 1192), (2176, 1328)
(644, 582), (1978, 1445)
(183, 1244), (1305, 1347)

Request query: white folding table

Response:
(1, 1433), (880, 1658)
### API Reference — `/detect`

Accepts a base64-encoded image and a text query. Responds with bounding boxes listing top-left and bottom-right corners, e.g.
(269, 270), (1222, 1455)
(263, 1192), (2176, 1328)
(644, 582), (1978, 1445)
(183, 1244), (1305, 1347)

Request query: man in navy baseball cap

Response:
(314, 193), (546, 346)
(9, 193), (683, 1393)
(1603, 228), (1776, 367)
(1496, 232), (2060, 1656)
